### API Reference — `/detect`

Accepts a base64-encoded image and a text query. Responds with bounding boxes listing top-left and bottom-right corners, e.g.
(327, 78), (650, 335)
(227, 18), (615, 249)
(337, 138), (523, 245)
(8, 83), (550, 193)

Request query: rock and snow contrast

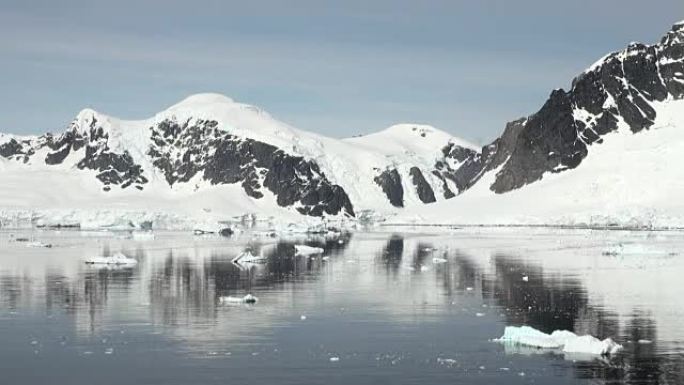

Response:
(397, 20), (684, 228)
(0, 93), (476, 228)
(1, 21), (684, 229)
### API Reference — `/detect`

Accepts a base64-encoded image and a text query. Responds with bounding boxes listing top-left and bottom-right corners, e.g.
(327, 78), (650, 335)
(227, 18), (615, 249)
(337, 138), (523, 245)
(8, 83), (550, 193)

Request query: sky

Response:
(1, 0), (683, 144)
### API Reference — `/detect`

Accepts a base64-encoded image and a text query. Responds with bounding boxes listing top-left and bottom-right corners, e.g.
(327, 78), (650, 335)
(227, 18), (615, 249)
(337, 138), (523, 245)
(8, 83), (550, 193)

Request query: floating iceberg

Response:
(219, 294), (258, 304)
(495, 326), (622, 356)
(294, 245), (324, 256)
(25, 241), (53, 248)
(85, 252), (138, 265)
(432, 257), (447, 264)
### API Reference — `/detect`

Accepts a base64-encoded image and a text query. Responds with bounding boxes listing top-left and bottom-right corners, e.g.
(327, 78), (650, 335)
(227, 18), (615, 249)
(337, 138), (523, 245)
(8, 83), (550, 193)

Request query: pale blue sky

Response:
(1, 0), (683, 144)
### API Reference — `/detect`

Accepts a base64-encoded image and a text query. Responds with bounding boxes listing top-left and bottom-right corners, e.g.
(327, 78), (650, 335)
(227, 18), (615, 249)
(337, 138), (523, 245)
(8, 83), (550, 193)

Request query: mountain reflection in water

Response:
(0, 229), (682, 384)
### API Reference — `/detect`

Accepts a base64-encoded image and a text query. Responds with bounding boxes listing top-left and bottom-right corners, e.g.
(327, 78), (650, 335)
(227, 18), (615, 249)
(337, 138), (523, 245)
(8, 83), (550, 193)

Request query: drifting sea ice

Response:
(294, 245), (324, 256)
(218, 294), (258, 304)
(495, 326), (623, 356)
(85, 252), (138, 265)
(25, 241), (52, 248)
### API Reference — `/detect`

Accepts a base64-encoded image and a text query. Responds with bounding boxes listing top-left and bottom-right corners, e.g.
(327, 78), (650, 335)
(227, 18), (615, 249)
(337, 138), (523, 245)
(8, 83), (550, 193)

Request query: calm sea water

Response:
(0, 228), (682, 384)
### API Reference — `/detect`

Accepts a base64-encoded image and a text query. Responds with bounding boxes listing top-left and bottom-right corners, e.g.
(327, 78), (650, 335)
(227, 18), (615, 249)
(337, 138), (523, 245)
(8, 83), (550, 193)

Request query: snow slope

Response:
(0, 93), (474, 227)
(397, 98), (684, 228)
(158, 94), (470, 209)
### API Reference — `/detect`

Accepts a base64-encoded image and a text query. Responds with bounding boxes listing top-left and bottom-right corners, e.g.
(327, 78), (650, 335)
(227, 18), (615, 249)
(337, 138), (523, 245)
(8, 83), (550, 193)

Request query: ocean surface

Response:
(0, 228), (682, 384)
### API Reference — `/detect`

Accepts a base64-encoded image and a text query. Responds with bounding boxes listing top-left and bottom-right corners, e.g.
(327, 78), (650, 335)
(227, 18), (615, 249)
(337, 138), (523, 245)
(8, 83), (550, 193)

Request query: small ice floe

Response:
(436, 357), (457, 367)
(466, 287), (474, 291)
(475, 312), (485, 317)
(420, 265), (429, 272)
(432, 257), (447, 264)
(219, 294), (258, 304)
(294, 245), (324, 256)
(638, 339), (653, 344)
(231, 251), (267, 264)
(329, 356), (340, 362)
(132, 231), (155, 241)
(522, 275), (529, 282)
(85, 252), (137, 265)
(26, 241), (52, 248)
(300, 315), (307, 321)
(495, 325), (623, 356)
(321, 256), (330, 262)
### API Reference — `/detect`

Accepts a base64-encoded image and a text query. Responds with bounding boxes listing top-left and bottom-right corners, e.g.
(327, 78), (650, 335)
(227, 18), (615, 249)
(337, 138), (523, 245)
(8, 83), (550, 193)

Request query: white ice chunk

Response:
(495, 326), (623, 355)
(219, 294), (258, 304)
(85, 252), (137, 265)
(25, 241), (52, 248)
(294, 245), (324, 256)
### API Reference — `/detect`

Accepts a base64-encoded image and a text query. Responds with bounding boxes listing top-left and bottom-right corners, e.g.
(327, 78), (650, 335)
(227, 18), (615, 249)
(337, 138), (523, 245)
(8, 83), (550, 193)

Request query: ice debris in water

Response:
(300, 315), (307, 321)
(432, 257), (447, 264)
(26, 241), (52, 248)
(85, 252), (137, 265)
(329, 356), (340, 362)
(294, 245), (324, 256)
(436, 358), (457, 367)
(219, 294), (258, 304)
(522, 275), (529, 282)
(495, 325), (623, 355)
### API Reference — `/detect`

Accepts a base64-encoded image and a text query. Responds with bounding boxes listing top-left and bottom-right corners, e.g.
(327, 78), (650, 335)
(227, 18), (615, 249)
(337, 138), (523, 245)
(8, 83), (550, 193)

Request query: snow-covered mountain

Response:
(2, 20), (683, 228)
(0, 93), (477, 220)
(398, 20), (684, 227)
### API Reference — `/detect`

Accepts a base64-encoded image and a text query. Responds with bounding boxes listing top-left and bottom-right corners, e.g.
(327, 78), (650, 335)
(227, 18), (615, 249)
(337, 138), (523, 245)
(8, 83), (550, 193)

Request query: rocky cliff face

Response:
(455, 21), (684, 194)
(147, 117), (355, 216)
